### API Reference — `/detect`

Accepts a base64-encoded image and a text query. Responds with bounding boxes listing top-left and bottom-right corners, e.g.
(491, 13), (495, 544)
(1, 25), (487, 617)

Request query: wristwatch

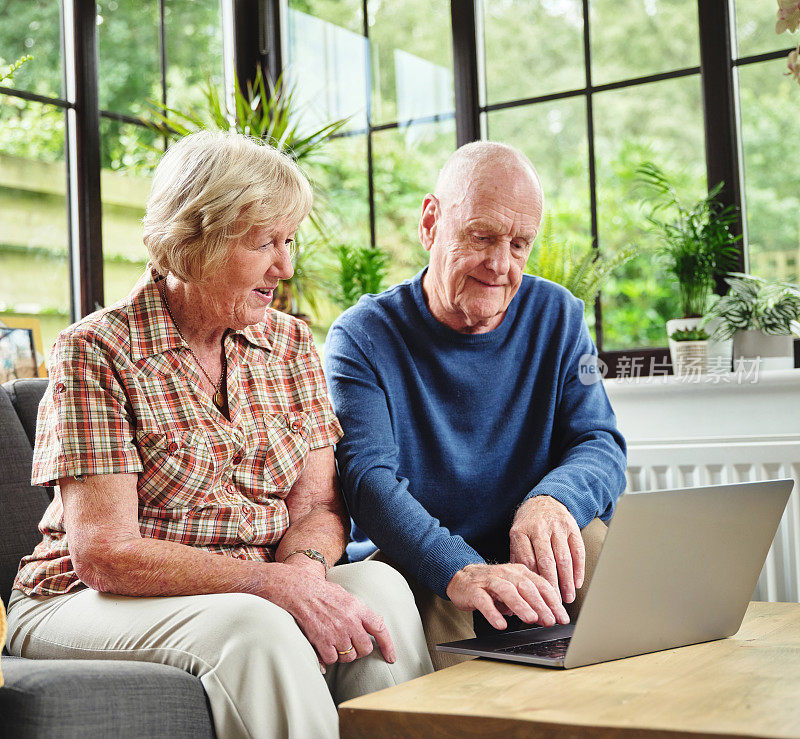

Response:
(283, 548), (328, 572)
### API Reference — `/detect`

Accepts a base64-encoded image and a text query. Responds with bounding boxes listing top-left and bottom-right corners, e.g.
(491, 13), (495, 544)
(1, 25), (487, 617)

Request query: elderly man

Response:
(325, 141), (626, 668)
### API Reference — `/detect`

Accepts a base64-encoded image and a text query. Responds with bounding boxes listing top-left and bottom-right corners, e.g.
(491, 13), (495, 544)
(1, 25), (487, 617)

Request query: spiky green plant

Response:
(668, 328), (710, 342)
(637, 162), (741, 318)
(525, 216), (635, 307)
(704, 273), (800, 339)
(335, 245), (388, 309)
(140, 67), (349, 317)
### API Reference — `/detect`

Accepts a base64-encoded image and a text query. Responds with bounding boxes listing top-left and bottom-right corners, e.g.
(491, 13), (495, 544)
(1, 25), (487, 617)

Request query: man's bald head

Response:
(433, 141), (544, 214)
(418, 141), (545, 334)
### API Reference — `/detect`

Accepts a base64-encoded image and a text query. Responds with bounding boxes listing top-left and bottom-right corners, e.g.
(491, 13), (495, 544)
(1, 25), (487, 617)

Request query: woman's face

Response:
(201, 222), (296, 330)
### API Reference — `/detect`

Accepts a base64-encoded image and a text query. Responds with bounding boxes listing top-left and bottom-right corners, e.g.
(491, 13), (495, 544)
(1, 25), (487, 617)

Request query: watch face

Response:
(304, 549), (328, 569)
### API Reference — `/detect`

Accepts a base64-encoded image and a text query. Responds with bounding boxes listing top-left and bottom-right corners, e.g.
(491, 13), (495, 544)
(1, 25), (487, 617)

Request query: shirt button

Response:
(226, 483), (236, 494)
(55, 382), (66, 393)
(290, 420), (303, 433)
(167, 442), (178, 454)
(232, 452), (242, 465)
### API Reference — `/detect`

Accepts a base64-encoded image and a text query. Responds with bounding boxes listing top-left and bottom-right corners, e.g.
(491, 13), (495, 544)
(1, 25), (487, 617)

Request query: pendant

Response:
(213, 391), (224, 408)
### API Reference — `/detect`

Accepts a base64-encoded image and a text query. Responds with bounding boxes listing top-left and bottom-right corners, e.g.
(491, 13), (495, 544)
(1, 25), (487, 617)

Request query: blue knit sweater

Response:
(325, 270), (627, 599)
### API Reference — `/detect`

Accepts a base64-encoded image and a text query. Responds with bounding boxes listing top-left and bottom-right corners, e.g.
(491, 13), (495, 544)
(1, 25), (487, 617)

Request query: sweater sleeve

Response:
(325, 321), (485, 598)
(524, 315), (627, 528)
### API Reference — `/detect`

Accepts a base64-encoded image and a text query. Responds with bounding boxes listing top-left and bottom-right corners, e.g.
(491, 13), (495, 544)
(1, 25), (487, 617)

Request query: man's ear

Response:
(418, 194), (439, 252)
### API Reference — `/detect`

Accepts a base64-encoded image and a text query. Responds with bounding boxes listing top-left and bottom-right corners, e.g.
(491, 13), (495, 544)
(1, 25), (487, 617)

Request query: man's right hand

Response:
(446, 563), (569, 630)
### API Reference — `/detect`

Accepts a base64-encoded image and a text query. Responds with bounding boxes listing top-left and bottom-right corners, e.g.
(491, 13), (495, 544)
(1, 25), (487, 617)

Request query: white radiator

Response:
(624, 435), (800, 603)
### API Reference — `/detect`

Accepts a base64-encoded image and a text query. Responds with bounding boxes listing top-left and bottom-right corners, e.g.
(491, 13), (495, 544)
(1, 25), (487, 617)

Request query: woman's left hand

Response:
(272, 572), (396, 669)
(283, 552), (326, 579)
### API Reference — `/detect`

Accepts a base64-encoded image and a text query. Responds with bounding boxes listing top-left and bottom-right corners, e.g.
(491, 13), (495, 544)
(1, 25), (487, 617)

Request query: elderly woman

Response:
(5, 131), (433, 738)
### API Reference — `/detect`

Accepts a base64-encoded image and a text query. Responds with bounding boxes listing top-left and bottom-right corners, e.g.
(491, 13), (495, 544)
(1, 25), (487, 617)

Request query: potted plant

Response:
(667, 327), (710, 376)
(704, 273), (800, 371)
(636, 162), (741, 369)
(335, 245), (389, 310)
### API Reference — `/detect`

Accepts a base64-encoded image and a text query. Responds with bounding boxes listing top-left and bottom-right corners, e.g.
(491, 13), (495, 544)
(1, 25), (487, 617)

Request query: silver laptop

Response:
(437, 479), (793, 669)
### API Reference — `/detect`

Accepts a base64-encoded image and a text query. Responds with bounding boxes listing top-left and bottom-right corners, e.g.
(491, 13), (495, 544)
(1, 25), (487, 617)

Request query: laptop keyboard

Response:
(496, 636), (571, 659)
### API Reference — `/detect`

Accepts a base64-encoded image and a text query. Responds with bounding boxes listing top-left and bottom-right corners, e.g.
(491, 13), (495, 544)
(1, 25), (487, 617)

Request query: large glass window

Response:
(733, 6), (800, 285)
(0, 3), (70, 356)
(478, 0), (705, 352)
(97, 1), (224, 305)
(2, 1), (791, 369)
(284, 0), (456, 332)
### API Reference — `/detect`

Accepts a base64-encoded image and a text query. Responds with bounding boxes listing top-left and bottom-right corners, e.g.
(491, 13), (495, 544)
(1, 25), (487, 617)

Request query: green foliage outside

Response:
(2, 0), (799, 354)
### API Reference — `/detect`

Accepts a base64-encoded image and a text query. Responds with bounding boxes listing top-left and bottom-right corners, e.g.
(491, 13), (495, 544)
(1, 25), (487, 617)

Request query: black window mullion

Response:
(697, 0), (745, 281)
(232, 0), (268, 91)
(362, 0), (376, 249)
(582, 0), (602, 351)
(69, 0), (103, 316)
(450, 0), (480, 147)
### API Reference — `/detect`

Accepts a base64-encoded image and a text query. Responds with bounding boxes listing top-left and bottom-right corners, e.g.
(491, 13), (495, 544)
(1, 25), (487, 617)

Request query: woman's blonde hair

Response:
(142, 130), (313, 283)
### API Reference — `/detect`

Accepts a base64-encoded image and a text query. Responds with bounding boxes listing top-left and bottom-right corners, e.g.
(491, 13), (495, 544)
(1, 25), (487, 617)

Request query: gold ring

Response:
(337, 646), (355, 655)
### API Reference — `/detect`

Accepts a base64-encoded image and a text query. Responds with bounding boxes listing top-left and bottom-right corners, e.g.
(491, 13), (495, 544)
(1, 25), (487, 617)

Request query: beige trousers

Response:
(6, 560), (433, 739)
(371, 516), (608, 670)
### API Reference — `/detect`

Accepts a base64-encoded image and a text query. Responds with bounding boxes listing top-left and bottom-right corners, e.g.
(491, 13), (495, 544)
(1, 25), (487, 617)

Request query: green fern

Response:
(0, 54), (32, 84)
(525, 215), (635, 307)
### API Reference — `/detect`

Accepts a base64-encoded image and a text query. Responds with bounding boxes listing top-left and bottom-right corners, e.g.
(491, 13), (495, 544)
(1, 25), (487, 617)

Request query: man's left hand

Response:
(510, 496), (584, 604)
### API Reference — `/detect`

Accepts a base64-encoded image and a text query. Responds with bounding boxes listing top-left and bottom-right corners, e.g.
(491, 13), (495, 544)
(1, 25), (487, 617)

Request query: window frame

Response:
(2, 0), (796, 374)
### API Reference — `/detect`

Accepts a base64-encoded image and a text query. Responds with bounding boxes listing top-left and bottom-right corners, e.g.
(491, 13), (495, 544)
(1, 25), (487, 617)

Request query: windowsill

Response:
(605, 367), (800, 395)
(605, 368), (800, 442)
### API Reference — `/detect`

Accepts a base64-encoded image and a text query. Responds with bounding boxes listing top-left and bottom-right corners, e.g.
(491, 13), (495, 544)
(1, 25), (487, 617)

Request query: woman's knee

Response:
(187, 593), (312, 662)
(332, 560), (417, 613)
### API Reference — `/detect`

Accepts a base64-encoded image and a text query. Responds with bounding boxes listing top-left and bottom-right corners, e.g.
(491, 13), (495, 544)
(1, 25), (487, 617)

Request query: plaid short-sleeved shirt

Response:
(15, 267), (343, 596)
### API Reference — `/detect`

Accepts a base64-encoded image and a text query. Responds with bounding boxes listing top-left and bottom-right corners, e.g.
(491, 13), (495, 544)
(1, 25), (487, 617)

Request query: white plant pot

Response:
(732, 329), (794, 372)
(703, 316), (733, 372)
(670, 340), (708, 376)
(666, 318), (702, 373)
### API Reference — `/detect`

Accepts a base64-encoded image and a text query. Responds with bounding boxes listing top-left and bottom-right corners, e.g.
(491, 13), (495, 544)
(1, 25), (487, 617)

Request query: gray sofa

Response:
(0, 378), (214, 738)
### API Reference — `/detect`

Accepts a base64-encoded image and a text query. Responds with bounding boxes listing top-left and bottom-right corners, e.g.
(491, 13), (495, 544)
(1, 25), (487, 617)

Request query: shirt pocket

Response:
(135, 429), (215, 512)
(257, 412), (311, 495)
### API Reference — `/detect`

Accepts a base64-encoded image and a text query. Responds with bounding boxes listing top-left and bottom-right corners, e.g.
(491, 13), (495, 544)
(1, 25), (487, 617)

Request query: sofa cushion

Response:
(0, 656), (214, 738)
(3, 379), (47, 449)
(0, 386), (51, 608)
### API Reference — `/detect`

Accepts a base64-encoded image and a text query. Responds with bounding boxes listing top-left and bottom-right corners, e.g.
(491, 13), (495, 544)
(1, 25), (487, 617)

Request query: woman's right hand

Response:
(272, 572), (396, 669)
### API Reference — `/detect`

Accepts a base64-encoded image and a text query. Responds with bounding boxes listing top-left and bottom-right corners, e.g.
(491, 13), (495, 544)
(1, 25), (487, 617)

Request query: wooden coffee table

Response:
(340, 602), (800, 738)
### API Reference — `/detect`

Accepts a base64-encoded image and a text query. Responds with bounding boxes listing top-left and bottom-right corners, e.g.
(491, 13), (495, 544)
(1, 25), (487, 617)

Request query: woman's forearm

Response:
(75, 531), (290, 599)
(274, 502), (349, 570)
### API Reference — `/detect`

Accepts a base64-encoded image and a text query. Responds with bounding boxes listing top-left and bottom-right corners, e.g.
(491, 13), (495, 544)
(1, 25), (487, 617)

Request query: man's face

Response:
(422, 167), (542, 334)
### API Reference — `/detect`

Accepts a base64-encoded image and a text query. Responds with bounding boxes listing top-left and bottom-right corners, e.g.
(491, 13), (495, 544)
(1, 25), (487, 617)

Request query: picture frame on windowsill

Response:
(0, 316), (47, 383)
